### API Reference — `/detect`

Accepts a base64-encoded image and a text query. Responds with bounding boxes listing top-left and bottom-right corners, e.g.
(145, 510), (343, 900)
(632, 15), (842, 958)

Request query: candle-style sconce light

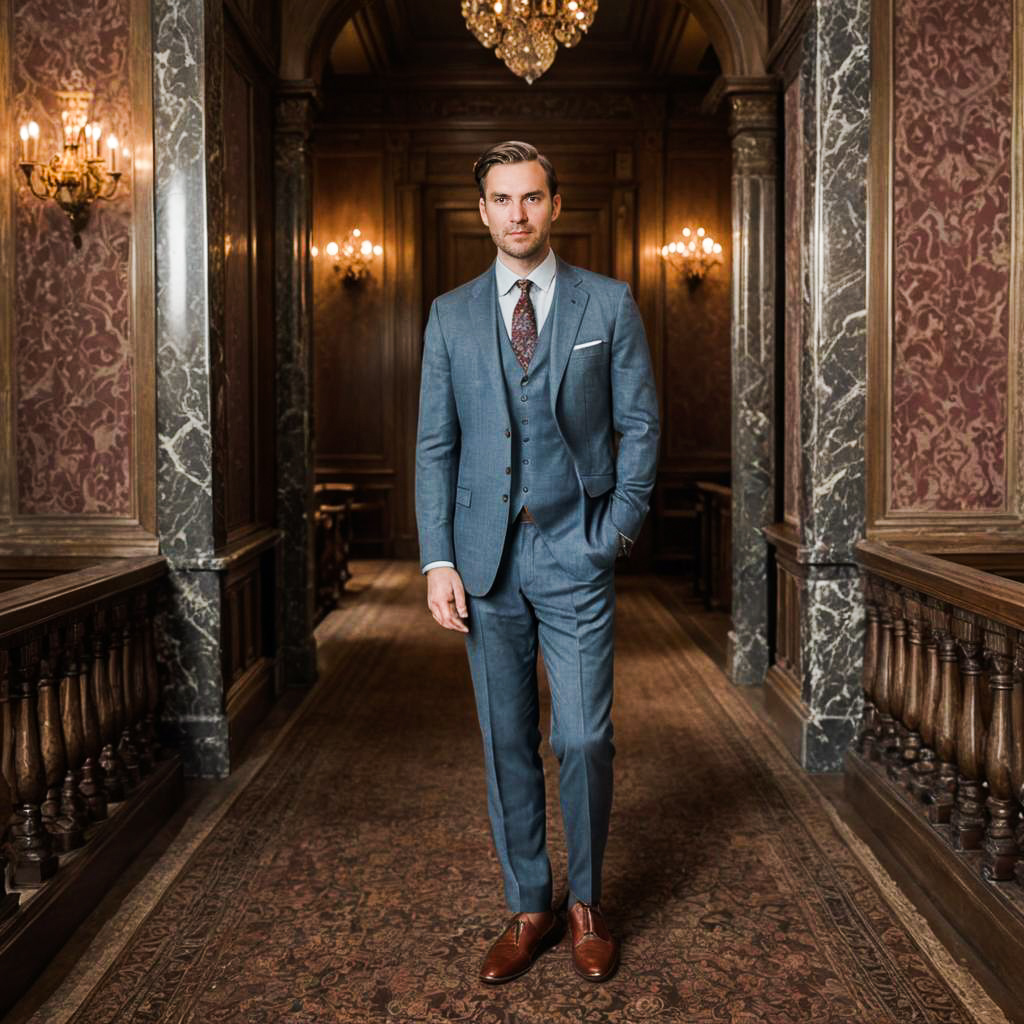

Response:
(313, 228), (383, 283)
(660, 226), (723, 283)
(17, 91), (125, 249)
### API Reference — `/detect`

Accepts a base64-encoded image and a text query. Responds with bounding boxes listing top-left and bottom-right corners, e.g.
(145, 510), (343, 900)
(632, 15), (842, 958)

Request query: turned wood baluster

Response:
(109, 602), (138, 790)
(75, 618), (107, 822)
(951, 611), (987, 851)
(8, 637), (58, 885)
(893, 595), (925, 788)
(0, 650), (13, 820)
(92, 608), (126, 804)
(982, 623), (1018, 879)
(1011, 637), (1024, 889)
(910, 603), (944, 802)
(871, 593), (894, 762)
(143, 587), (162, 762)
(858, 578), (881, 756)
(37, 624), (84, 852)
(126, 596), (152, 774)
(883, 588), (907, 769)
(57, 618), (91, 839)
(927, 623), (961, 824)
(0, 656), (18, 920)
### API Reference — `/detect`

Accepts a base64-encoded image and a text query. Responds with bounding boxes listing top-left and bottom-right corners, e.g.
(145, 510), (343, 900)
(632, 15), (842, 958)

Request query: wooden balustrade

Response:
(849, 540), (1024, 998)
(0, 557), (181, 1014)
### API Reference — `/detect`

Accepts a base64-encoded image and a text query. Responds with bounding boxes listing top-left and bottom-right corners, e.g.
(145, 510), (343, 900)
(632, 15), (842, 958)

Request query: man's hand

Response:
(426, 567), (469, 633)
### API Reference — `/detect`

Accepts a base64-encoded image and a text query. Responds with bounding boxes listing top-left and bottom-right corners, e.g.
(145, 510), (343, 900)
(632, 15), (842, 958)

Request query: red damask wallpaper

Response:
(890, 0), (1012, 511)
(11, 0), (134, 515)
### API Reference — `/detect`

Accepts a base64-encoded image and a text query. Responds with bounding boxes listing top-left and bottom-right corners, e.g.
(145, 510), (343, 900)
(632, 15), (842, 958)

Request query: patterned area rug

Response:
(57, 563), (1005, 1023)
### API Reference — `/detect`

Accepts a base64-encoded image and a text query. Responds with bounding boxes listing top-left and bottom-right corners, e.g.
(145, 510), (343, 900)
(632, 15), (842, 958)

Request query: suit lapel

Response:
(549, 258), (589, 416)
(468, 267), (509, 418)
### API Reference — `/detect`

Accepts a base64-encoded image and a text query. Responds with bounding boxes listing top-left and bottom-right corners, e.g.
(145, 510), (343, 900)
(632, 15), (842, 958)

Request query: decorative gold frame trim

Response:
(867, 0), (1024, 546)
(0, 0), (157, 556)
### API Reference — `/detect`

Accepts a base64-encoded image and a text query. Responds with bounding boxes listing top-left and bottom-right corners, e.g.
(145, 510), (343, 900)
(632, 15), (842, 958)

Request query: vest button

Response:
(505, 467), (511, 475)
(522, 487), (529, 493)
(504, 428), (511, 438)
(521, 375), (529, 386)
(502, 494), (508, 502)
(520, 395), (528, 402)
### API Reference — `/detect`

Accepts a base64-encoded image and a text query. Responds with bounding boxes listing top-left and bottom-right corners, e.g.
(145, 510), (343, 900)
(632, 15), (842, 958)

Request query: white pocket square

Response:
(573, 339), (604, 350)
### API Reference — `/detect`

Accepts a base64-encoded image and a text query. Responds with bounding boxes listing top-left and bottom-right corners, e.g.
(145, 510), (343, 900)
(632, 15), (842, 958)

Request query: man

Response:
(415, 140), (659, 984)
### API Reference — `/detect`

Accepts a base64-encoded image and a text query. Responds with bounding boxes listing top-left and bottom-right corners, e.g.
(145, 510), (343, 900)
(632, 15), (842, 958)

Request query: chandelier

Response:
(660, 227), (723, 282)
(462, 0), (598, 84)
(17, 91), (124, 249)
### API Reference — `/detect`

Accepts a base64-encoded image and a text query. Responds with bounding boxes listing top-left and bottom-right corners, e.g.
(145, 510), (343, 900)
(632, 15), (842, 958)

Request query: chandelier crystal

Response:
(462, 0), (598, 84)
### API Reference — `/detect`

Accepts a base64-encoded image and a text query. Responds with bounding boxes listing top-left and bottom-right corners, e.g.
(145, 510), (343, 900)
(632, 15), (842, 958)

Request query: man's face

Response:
(478, 160), (561, 264)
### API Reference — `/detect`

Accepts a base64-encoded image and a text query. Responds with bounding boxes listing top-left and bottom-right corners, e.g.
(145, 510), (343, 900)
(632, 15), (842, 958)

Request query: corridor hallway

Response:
(10, 563), (1009, 1024)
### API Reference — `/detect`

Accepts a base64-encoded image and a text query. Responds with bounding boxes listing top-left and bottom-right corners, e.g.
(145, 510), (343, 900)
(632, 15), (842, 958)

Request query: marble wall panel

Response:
(890, 0), (1012, 511)
(783, 76), (803, 529)
(11, 0), (134, 515)
(798, 0), (869, 560)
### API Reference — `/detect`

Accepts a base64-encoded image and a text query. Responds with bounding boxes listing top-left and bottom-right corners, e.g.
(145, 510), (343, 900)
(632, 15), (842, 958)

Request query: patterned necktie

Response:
(509, 279), (537, 371)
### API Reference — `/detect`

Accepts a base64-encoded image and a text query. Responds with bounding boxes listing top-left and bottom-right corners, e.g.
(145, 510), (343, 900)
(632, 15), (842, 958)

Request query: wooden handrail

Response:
(855, 539), (1024, 630)
(0, 558), (166, 641)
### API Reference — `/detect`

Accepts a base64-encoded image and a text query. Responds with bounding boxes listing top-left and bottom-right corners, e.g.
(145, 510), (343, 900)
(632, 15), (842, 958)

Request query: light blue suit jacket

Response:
(416, 256), (660, 596)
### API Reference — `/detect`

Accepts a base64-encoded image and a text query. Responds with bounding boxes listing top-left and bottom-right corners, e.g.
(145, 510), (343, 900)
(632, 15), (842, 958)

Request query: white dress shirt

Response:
(422, 249), (558, 575)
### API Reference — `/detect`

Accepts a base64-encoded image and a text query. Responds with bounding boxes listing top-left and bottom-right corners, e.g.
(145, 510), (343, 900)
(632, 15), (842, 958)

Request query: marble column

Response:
(274, 81), (318, 689)
(151, 0), (230, 777)
(714, 82), (779, 687)
(794, 0), (870, 771)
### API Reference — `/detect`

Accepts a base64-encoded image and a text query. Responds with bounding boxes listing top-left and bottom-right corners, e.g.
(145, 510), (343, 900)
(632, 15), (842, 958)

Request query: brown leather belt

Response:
(516, 506), (535, 524)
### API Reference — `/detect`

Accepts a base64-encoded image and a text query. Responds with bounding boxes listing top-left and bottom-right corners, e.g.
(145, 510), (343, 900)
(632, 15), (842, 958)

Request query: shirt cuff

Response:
(422, 560), (455, 574)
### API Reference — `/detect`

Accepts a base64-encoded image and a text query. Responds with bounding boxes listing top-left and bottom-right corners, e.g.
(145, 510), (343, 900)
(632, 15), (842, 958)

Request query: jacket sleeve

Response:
(415, 299), (460, 568)
(608, 283), (661, 542)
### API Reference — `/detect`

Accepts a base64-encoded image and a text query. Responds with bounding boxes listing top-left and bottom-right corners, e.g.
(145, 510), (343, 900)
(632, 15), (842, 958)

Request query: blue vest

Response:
(497, 295), (579, 533)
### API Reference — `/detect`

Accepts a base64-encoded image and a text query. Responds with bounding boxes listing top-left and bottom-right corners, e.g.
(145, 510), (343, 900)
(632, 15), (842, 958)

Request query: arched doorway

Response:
(272, 0), (780, 697)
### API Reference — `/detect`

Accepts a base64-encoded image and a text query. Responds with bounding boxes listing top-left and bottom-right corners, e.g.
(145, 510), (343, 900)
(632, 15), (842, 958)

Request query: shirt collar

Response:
(494, 247), (557, 297)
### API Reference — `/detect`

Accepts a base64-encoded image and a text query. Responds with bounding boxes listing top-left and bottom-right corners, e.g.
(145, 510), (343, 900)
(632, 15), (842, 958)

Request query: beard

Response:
(490, 223), (549, 263)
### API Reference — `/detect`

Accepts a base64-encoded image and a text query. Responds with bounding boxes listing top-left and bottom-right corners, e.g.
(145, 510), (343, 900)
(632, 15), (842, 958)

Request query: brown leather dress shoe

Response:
(479, 911), (563, 984)
(568, 901), (619, 981)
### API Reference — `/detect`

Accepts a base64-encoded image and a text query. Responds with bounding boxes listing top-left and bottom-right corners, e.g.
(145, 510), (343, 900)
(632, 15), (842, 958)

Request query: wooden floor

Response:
(4, 562), (1017, 1023)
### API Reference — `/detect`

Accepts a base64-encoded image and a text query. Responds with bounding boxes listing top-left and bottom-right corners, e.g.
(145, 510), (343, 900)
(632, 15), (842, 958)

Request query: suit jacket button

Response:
(502, 494), (509, 502)
(504, 429), (511, 437)
(505, 467), (511, 474)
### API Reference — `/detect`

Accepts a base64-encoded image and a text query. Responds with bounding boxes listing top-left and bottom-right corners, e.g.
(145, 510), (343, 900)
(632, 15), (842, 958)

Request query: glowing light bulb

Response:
(326, 241), (339, 257)
(682, 227), (691, 237)
(360, 240), (373, 256)
(353, 228), (361, 237)
(713, 243), (722, 254)
(697, 227), (706, 237)
(311, 245), (319, 257)
(373, 244), (383, 256)
(702, 237), (714, 254)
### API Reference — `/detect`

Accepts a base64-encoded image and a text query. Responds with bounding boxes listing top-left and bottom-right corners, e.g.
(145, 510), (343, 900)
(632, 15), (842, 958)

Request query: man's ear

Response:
(479, 196), (490, 227)
(551, 193), (562, 223)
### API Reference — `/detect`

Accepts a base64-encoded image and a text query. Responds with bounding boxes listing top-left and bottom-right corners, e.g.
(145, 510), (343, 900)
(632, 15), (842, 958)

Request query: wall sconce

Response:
(17, 91), (124, 249)
(313, 228), (383, 283)
(660, 226), (723, 283)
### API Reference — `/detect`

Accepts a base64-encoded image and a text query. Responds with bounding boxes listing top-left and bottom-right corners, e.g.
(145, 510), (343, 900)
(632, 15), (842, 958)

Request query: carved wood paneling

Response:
(312, 85), (731, 564)
(222, 14), (277, 542)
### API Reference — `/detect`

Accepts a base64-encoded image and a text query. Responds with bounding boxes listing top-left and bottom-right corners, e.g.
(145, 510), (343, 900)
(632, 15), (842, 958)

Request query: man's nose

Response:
(510, 202), (526, 221)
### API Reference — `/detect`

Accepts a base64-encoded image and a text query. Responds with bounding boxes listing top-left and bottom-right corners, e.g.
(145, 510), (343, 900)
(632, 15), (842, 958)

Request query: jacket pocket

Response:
(581, 474), (614, 498)
(455, 486), (472, 508)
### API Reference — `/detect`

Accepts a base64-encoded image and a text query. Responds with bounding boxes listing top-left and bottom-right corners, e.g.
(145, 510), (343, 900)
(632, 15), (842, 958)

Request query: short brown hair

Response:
(473, 141), (559, 199)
